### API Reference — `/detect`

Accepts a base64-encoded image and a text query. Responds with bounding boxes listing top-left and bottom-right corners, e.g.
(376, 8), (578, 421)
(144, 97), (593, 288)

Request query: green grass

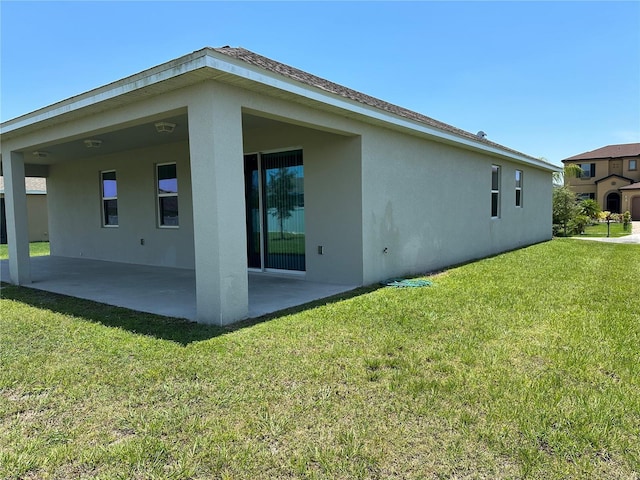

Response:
(576, 222), (633, 238)
(0, 242), (50, 260)
(1, 239), (639, 479)
(267, 232), (305, 255)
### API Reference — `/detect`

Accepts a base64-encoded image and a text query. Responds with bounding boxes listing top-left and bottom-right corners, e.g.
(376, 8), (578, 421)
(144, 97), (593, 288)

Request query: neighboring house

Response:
(0, 176), (48, 244)
(0, 47), (558, 325)
(561, 143), (640, 219)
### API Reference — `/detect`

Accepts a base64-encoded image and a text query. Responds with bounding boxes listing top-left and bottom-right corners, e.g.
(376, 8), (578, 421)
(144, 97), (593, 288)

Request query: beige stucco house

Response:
(0, 177), (48, 243)
(561, 143), (640, 219)
(0, 47), (558, 324)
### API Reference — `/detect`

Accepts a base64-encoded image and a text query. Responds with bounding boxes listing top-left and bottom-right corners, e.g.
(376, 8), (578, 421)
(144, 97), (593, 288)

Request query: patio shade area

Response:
(0, 256), (357, 321)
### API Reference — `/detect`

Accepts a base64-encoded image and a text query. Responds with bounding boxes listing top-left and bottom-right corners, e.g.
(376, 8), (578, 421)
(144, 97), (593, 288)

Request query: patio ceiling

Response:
(19, 112), (189, 167)
(16, 111), (344, 171)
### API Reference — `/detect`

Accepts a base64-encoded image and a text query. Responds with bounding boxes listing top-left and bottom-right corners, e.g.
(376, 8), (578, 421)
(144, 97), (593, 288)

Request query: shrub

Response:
(599, 210), (612, 222)
(569, 214), (590, 235)
(579, 198), (601, 220)
(552, 186), (579, 236)
(622, 211), (632, 230)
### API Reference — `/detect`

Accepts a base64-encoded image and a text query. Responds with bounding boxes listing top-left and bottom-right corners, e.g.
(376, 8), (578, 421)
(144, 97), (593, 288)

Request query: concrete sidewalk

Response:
(570, 221), (640, 244)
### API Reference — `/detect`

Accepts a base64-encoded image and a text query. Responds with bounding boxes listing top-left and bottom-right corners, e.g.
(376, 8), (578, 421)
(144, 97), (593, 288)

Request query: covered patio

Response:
(0, 256), (357, 321)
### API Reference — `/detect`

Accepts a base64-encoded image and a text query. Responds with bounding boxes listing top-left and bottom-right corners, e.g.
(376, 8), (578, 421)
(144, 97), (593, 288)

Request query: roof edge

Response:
(0, 47), (216, 133)
(1, 47), (558, 172)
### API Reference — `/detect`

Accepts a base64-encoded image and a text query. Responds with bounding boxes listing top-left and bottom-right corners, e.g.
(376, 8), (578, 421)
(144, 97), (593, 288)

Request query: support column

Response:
(1, 151), (31, 284)
(187, 85), (248, 325)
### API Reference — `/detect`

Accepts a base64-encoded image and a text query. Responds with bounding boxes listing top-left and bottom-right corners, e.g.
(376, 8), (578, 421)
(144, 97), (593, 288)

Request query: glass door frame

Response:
(244, 148), (305, 275)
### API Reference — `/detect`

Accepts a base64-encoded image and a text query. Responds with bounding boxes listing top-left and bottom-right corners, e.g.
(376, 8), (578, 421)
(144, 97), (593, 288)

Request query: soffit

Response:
(23, 113), (189, 165)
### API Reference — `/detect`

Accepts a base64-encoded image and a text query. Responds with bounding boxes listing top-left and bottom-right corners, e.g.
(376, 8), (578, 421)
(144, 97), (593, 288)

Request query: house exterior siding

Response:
(562, 144), (640, 216)
(47, 142), (195, 268)
(1, 47), (558, 324)
(361, 128), (551, 284)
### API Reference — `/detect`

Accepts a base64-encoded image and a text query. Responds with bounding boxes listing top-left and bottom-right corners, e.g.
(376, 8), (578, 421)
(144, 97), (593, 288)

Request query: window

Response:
(515, 170), (523, 207)
(630, 159), (638, 171)
(101, 170), (118, 226)
(491, 165), (500, 218)
(577, 193), (596, 201)
(157, 163), (178, 227)
(579, 163), (596, 178)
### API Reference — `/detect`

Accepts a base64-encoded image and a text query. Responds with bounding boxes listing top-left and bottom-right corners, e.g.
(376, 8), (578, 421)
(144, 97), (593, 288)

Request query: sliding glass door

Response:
(244, 150), (305, 272)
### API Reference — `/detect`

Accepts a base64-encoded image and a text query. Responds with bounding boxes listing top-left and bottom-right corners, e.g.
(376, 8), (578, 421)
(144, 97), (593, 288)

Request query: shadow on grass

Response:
(0, 282), (377, 346)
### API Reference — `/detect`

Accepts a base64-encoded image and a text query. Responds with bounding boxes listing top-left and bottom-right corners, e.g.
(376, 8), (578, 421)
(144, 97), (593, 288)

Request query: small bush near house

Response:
(579, 198), (601, 220)
(568, 214), (590, 235)
(552, 185), (579, 236)
(622, 210), (632, 231)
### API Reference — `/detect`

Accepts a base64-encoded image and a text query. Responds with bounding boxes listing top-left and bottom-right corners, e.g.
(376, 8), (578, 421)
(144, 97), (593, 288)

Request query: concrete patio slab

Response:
(0, 256), (358, 321)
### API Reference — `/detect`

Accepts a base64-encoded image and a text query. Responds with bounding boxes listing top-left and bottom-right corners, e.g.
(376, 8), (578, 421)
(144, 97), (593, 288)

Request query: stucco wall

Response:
(360, 128), (552, 284)
(0, 194), (48, 243)
(596, 177), (628, 211)
(621, 157), (640, 181)
(32, 78), (553, 288)
(26, 194), (49, 242)
(48, 141), (195, 268)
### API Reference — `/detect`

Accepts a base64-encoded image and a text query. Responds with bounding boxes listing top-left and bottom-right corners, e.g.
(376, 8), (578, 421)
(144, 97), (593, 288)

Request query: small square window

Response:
(630, 159), (637, 171)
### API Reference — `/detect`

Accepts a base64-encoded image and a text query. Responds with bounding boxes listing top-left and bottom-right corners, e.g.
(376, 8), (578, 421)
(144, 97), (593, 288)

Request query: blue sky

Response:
(1, 1), (639, 165)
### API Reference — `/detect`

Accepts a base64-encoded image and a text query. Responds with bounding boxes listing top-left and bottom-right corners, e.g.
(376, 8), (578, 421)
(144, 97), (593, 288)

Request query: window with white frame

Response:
(101, 170), (118, 226)
(157, 163), (179, 227)
(491, 165), (500, 218)
(515, 170), (523, 207)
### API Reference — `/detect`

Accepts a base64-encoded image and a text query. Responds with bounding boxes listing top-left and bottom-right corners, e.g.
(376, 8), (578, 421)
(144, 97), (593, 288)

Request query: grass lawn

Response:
(576, 222), (633, 238)
(1, 239), (639, 479)
(0, 242), (50, 260)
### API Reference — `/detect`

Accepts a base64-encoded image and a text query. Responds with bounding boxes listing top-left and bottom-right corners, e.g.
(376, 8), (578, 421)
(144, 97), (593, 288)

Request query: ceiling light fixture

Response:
(155, 122), (176, 133)
(84, 139), (102, 148)
(32, 151), (49, 158)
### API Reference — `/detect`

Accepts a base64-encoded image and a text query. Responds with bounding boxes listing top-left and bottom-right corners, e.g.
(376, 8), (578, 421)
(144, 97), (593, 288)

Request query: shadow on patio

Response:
(1, 256), (367, 345)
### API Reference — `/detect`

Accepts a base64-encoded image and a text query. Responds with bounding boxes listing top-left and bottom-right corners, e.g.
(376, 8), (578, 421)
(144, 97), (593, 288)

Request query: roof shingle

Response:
(562, 143), (640, 162)
(0, 177), (47, 193)
(213, 47), (543, 162)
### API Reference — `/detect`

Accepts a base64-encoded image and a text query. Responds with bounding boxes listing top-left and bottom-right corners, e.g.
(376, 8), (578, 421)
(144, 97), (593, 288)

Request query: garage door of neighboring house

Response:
(0, 198), (7, 244)
(632, 196), (640, 221)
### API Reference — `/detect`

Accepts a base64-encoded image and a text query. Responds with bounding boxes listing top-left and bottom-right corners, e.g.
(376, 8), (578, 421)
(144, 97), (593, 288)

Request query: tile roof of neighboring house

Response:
(562, 143), (640, 162)
(620, 181), (640, 190)
(0, 177), (47, 194)
(213, 47), (541, 162)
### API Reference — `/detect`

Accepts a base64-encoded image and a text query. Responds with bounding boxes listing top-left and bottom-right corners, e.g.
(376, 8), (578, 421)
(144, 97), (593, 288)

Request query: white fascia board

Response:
(2, 49), (557, 172)
(1, 54), (211, 134)
(203, 55), (557, 172)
